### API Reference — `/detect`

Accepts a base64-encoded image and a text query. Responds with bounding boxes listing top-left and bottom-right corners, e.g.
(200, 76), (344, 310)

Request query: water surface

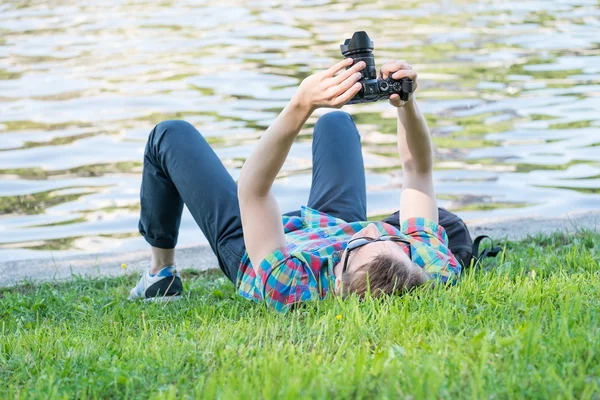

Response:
(1, 0), (599, 261)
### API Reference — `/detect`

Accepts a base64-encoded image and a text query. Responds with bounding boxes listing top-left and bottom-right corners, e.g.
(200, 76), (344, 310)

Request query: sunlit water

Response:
(1, 0), (599, 261)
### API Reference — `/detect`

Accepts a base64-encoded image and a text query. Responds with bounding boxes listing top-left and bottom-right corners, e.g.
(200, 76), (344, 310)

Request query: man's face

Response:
(333, 223), (413, 294)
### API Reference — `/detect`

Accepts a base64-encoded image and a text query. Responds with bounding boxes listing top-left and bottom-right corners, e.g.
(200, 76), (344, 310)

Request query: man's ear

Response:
(335, 276), (342, 295)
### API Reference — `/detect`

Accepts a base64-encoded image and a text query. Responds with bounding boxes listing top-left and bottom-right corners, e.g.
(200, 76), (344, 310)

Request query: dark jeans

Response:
(138, 111), (367, 283)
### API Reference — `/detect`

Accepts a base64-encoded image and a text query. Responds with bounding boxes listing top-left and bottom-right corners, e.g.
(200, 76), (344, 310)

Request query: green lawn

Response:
(1, 231), (599, 399)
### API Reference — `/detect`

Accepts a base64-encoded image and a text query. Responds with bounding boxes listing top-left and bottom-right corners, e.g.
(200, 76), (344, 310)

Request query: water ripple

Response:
(0, 0), (599, 261)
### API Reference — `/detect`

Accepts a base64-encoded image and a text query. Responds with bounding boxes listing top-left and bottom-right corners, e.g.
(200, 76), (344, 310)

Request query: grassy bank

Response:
(1, 231), (599, 399)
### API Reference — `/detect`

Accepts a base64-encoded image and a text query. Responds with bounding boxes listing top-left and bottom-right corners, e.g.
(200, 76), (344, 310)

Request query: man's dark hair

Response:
(342, 253), (429, 298)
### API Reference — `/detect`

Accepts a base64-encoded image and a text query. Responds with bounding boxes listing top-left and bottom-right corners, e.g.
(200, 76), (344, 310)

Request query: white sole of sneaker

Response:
(144, 295), (182, 303)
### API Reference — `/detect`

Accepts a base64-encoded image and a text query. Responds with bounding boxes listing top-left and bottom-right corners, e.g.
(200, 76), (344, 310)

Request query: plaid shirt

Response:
(236, 206), (461, 312)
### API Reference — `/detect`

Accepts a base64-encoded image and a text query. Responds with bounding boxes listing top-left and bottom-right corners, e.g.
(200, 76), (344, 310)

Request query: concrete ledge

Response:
(0, 245), (220, 288)
(1, 211), (598, 288)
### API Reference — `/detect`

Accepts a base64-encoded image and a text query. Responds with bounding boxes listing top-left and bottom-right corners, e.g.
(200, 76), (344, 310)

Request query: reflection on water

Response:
(0, 0), (599, 261)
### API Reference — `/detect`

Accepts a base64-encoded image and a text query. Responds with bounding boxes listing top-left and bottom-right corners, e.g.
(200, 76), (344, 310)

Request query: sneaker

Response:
(128, 265), (183, 302)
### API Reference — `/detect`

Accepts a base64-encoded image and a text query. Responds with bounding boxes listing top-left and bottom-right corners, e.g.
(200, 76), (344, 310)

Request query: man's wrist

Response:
(397, 96), (417, 114)
(290, 93), (315, 116)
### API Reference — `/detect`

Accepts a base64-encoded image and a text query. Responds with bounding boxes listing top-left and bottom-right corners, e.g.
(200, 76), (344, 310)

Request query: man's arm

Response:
(237, 99), (312, 267)
(238, 59), (366, 268)
(380, 61), (438, 223)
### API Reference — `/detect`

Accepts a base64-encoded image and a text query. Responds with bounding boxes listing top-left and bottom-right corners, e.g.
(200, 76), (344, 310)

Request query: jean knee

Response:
(153, 119), (195, 138)
(316, 111), (352, 126)
(149, 120), (200, 148)
(314, 111), (359, 141)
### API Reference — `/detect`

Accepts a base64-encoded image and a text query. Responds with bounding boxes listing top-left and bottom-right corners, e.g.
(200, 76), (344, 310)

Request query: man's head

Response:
(333, 223), (430, 297)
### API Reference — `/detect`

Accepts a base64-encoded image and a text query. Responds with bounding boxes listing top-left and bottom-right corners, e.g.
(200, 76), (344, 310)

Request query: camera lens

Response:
(340, 31), (377, 80)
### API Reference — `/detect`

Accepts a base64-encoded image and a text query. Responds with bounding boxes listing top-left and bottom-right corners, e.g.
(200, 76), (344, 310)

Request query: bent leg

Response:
(138, 120), (244, 283)
(307, 111), (367, 222)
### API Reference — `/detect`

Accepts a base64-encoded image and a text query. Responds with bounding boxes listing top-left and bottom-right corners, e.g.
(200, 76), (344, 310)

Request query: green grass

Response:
(1, 231), (599, 399)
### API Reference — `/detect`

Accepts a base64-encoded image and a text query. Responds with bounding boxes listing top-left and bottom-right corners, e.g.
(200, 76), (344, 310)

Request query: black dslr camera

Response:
(340, 31), (414, 105)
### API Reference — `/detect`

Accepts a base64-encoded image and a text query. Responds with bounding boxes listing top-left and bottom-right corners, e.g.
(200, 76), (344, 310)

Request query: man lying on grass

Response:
(129, 58), (461, 311)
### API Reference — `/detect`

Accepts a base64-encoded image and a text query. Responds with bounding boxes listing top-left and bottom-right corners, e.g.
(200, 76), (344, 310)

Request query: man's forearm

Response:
(396, 97), (433, 173)
(238, 96), (313, 198)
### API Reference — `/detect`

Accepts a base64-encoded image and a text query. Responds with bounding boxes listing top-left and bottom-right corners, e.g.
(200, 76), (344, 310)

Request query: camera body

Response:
(340, 31), (414, 104)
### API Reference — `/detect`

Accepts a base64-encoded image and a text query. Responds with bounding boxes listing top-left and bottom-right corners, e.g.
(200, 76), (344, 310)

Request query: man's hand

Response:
(379, 60), (418, 108)
(295, 58), (366, 111)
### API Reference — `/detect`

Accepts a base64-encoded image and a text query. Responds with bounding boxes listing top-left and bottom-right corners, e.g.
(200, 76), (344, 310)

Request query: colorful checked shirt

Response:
(236, 206), (461, 312)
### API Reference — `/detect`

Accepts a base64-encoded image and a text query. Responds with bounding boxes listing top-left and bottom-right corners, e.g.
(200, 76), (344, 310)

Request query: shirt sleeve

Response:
(400, 217), (461, 284)
(401, 217), (449, 244)
(255, 248), (320, 313)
